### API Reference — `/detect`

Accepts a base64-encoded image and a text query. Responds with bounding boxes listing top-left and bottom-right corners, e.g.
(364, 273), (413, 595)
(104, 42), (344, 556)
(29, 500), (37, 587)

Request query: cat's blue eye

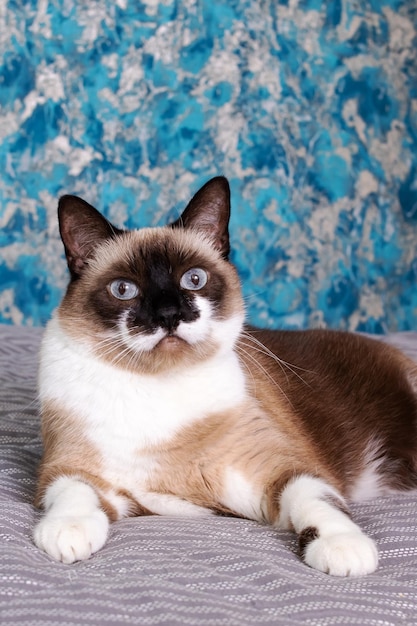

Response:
(180, 268), (208, 291)
(109, 279), (139, 300)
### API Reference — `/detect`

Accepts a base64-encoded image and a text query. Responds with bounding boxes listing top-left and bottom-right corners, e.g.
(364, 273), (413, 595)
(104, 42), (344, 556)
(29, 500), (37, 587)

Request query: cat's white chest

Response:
(39, 318), (246, 479)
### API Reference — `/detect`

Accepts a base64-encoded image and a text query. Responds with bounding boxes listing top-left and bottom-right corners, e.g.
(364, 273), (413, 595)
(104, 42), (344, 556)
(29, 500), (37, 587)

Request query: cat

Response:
(34, 176), (417, 576)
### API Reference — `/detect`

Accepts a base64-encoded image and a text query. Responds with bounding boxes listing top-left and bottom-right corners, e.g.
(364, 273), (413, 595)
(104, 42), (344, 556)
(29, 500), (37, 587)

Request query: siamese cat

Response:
(34, 176), (417, 576)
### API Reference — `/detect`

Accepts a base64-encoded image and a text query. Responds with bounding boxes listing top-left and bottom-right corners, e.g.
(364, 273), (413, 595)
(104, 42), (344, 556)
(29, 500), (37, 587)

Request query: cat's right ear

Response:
(171, 176), (231, 259)
(58, 195), (123, 278)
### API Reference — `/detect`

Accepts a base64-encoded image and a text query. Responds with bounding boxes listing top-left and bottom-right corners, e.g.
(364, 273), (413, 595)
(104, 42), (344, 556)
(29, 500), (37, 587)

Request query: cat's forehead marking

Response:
(89, 227), (220, 275)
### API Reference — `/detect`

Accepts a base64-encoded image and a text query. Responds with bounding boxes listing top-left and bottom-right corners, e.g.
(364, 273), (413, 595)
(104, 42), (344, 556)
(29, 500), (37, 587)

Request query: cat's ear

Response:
(172, 176), (231, 259)
(58, 195), (123, 278)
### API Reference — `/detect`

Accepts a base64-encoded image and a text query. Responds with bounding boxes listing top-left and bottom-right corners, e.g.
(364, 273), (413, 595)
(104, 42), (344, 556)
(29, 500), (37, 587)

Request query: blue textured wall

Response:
(1, 1), (417, 332)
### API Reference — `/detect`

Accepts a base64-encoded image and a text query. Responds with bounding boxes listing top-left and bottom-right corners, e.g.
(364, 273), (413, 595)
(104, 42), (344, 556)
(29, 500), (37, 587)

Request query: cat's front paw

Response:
(34, 510), (109, 564)
(303, 531), (378, 576)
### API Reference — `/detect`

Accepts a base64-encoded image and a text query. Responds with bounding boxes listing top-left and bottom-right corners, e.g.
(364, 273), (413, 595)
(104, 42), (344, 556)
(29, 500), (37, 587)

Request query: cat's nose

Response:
(155, 302), (182, 332)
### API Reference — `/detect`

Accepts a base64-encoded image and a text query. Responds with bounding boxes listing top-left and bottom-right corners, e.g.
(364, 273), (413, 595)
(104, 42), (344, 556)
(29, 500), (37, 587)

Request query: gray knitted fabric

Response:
(1, 325), (416, 625)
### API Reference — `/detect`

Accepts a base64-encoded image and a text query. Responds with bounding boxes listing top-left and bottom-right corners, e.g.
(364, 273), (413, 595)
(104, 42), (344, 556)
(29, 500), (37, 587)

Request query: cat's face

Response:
(56, 177), (245, 374)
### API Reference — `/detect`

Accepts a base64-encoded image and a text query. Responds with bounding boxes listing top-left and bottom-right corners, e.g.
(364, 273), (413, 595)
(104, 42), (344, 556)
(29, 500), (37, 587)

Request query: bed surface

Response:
(1, 324), (417, 625)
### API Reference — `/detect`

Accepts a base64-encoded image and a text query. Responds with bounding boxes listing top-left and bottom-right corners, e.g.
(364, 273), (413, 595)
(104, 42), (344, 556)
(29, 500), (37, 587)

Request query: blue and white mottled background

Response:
(1, 0), (417, 332)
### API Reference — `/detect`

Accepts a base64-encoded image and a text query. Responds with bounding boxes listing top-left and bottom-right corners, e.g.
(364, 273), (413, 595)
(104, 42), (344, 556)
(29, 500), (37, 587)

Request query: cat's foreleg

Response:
(277, 475), (378, 576)
(34, 476), (109, 563)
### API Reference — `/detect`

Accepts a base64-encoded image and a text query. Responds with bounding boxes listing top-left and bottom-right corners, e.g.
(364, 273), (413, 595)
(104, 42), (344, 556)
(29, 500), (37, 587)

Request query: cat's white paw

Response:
(34, 510), (109, 564)
(304, 531), (378, 576)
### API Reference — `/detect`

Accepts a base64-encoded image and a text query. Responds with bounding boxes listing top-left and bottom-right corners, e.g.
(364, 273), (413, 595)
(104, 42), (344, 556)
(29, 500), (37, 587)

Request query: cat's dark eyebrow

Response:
(123, 244), (169, 279)
(125, 244), (149, 274)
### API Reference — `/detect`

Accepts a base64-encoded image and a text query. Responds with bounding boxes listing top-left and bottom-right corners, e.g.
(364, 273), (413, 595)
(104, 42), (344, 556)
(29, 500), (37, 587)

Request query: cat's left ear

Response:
(58, 195), (123, 279)
(172, 176), (231, 259)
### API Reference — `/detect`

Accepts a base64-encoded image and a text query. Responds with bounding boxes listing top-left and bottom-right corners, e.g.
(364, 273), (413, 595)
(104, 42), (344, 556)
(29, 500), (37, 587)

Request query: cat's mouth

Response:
(157, 333), (187, 350)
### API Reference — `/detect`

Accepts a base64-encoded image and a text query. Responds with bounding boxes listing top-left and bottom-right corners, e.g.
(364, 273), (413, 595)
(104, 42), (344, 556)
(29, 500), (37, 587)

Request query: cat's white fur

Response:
(39, 311), (246, 450)
(221, 467), (267, 522)
(349, 439), (394, 502)
(34, 476), (109, 564)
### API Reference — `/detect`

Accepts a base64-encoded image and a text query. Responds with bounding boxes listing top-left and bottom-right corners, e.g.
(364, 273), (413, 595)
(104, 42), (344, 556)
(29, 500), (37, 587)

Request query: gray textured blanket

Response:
(1, 325), (417, 625)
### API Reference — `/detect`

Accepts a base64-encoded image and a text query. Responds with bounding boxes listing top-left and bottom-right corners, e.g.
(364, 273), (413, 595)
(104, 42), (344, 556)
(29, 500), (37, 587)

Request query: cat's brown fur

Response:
(242, 328), (417, 495)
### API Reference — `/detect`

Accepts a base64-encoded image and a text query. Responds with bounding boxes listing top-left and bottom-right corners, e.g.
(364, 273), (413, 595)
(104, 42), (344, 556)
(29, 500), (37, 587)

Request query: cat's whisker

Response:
(237, 341), (290, 390)
(241, 291), (268, 304)
(94, 337), (127, 360)
(241, 340), (303, 388)
(242, 329), (315, 374)
(235, 344), (294, 409)
(240, 331), (314, 386)
(13, 396), (41, 415)
(93, 328), (138, 364)
(110, 340), (141, 368)
(235, 346), (257, 390)
(242, 331), (314, 374)
(124, 342), (148, 372)
(238, 339), (290, 385)
(96, 325), (148, 351)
